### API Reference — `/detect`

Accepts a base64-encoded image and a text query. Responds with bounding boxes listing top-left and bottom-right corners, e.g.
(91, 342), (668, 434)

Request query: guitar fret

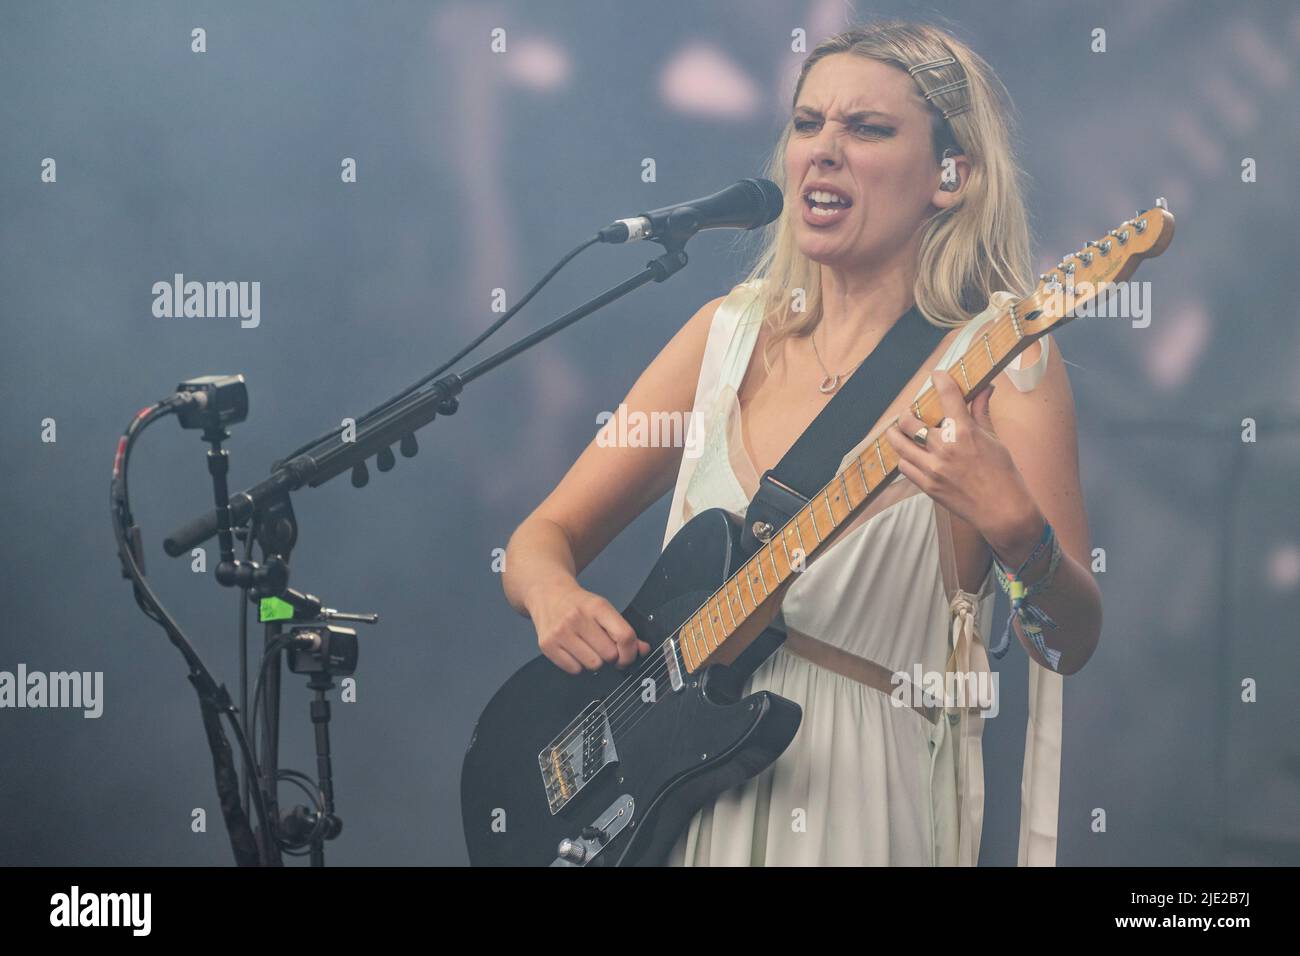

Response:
(713, 596), (729, 637)
(795, 520), (807, 559)
(857, 458), (869, 494)
(839, 472), (852, 509)
(723, 590), (737, 629)
(983, 332), (994, 366)
(768, 544), (780, 582)
(690, 619), (707, 662)
(809, 504), (822, 541)
(780, 535), (792, 571)
(754, 559), (770, 596)
(958, 357), (971, 391)
(746, 570), (758, 607)
(702, 608), (718, 649)
(912, 399), (922, 420)
(875, 439), (887, 479)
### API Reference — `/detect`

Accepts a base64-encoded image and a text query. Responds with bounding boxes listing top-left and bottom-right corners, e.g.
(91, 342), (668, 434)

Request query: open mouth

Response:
(803, 188), (853, 217)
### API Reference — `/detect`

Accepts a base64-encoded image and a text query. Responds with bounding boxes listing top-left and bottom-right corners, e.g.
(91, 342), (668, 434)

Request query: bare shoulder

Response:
(987, 333), (1091, 562)
(627, 289), (733, 405)
(518, 287), (739, 571)
(672, 290), (731, 367)
(988, 332), (1075, 424)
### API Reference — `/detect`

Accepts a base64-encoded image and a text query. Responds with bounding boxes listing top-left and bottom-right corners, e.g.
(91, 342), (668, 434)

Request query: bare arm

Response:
(502, 292), (729, 673)
(981, 337), (1102, 676)
(887, 334), (1102, 676)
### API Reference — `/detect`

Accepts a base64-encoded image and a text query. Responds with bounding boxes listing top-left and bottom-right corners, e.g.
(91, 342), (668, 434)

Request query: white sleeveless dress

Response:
(661, 281), (1065, 866)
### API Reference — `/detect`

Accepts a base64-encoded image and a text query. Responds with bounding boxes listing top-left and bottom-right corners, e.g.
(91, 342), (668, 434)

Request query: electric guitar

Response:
(460, 203), (1175, 866)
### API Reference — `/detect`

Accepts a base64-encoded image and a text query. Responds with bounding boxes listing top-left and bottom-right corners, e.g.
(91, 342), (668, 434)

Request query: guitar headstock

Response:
(1022, 199), (1176, 333)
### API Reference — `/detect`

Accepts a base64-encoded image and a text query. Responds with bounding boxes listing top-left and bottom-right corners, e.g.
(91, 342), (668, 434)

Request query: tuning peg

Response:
(437, 397), (460, 416)
(351, 460), (369, 488)
(376, 446), (396, 472)
(400, 433), (418, 458)
(1155, 196), (1168, 210)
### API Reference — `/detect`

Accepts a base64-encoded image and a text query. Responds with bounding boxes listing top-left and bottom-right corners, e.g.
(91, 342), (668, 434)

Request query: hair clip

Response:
(907, 55), (971, 120)
(922, 78), (970, 101)
(907, 56), (958, 76)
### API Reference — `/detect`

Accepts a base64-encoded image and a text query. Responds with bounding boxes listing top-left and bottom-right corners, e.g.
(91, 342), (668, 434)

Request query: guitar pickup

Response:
(539, 701), (618, 815)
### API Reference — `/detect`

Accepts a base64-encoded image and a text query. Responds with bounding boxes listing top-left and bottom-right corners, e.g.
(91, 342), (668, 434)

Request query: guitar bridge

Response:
(539, 701), (618, 815)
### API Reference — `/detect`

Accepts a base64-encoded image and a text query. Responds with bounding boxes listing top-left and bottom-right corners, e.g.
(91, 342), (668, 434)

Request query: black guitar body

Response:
(460, 507), (802, 866)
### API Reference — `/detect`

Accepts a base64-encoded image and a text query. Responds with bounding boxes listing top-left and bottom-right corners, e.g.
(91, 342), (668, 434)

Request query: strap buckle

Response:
(741, 471), (809, 556)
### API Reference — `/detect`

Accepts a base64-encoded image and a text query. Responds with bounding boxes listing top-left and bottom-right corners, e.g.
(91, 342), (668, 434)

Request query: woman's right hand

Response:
(529, 581), (651, 675)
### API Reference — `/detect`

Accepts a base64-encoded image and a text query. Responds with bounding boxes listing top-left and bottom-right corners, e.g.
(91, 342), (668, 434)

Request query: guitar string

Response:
(546, 280), (1135, 771)
(548, 456), (881, 764)
(598, 478), (878, 743)
(545, 332), (1008, 768)
(543, 313), (1032, 770)
(550, 384), (979, 765)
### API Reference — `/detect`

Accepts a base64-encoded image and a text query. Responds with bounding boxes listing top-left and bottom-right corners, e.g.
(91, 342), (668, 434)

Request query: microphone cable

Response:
(277, 233), (601, 463)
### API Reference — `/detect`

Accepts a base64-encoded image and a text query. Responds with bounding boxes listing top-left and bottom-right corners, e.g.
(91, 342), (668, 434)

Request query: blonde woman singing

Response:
(502, 20), (1101, 866)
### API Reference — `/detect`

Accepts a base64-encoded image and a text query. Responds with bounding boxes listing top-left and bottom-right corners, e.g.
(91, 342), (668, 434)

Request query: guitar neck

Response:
(676, 298), (1047, 674)
(674, 200), (1174, 673)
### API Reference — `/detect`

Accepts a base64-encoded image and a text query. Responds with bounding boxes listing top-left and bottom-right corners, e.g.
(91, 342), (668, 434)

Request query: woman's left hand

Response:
(884, 369), (1043, 561)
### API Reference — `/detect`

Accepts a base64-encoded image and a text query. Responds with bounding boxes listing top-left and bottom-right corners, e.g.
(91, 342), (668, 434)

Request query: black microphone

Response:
(598, 178), (784, 244)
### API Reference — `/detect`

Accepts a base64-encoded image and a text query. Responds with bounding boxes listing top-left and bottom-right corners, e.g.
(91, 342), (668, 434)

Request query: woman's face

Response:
(785, 53), (956, 269)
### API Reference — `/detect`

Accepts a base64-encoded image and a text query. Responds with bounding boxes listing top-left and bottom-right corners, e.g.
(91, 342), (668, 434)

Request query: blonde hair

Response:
(740, 19), (1034, 372)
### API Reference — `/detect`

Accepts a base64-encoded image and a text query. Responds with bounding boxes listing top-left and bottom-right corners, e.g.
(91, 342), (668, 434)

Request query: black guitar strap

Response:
(730, 302), (947, 677)
(739, 302), (947, 556)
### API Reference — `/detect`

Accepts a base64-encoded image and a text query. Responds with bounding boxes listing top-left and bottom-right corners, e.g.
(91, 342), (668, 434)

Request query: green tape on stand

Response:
(259, 596), (295, 623)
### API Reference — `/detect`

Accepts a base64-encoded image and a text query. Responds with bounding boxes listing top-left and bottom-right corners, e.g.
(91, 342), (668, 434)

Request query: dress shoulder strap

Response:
(930, 289), (1064, 868)
(714, 280), (766, 397)
(660, 281), (765, 551)
(682, 281), (764, 419)
(927, 291), (1053, 395)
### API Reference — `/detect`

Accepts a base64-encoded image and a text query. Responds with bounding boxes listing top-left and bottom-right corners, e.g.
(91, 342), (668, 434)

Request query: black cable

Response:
(111, 398), (275, 865)
(238, 524), (254, 820)
(276, 769), (329, 855)
(278, 233), (601, 462)
(251, 634), (295, 769)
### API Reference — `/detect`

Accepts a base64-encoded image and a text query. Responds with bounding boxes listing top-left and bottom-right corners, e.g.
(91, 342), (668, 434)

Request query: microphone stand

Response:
(165, 235), (692, 864)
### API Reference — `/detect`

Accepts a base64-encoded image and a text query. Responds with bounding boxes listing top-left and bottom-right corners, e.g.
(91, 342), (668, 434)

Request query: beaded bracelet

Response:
(989, 520), (1063, 670)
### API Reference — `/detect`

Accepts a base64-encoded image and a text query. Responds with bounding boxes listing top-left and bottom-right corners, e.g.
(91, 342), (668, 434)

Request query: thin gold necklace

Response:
(810, 325), (867, 394)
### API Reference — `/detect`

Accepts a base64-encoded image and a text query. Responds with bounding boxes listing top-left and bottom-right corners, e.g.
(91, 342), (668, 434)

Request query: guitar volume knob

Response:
(557, 838), (587, 863)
